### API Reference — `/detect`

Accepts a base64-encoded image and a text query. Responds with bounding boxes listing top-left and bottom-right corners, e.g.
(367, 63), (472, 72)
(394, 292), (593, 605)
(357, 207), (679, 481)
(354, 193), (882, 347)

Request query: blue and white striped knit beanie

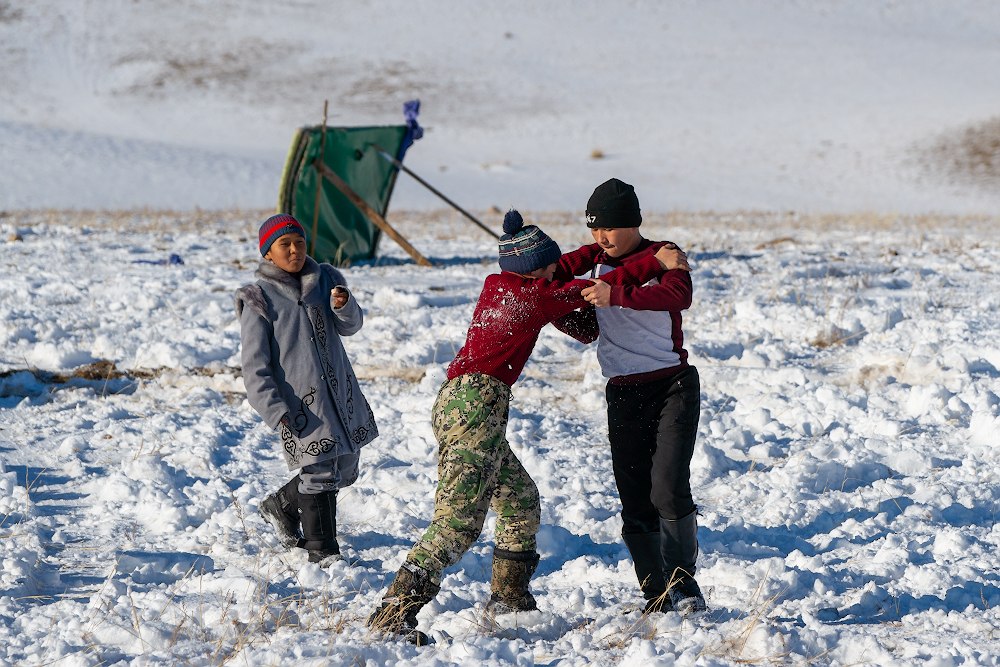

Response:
(498, 210), (562, 274)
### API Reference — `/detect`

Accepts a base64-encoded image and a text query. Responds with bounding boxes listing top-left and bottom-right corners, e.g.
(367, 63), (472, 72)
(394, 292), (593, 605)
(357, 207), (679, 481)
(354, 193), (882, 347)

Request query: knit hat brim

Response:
(498, 225), (562, 274)
(585, 178), (642, 228)
(259, 214), (307, 256)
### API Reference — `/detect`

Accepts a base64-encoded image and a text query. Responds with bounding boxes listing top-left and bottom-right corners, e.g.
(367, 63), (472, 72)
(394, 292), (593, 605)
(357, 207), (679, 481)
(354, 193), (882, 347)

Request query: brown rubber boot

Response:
(485, 548), (540, 615)
(367, 562), (440, 645)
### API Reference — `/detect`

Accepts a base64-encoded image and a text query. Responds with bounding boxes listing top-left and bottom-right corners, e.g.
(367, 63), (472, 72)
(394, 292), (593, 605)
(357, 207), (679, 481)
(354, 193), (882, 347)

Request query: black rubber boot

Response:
(299, 490), (342, 566)
(485, 549), (540, 616)
(367, 562), (440, 645)
(258, 476), (303, 550)
(661, 510), (707, 613)
(622, 531), (673, 613)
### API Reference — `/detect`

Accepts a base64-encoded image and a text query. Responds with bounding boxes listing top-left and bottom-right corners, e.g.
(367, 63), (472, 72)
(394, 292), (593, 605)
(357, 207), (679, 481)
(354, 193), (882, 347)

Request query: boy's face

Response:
(265, 233), (307, 273)
(526, 262), (558, 281)
(591, 227), (642, 258)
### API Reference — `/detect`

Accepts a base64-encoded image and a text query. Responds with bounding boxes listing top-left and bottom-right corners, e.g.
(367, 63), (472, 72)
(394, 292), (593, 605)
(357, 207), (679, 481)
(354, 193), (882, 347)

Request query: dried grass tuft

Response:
(696, 577), (791, 664)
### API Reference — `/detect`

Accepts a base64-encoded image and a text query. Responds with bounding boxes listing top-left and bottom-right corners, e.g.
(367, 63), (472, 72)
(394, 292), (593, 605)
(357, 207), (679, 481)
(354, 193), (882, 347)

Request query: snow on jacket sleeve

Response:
(610, 269), (693, 311)
(239, 304), (291, 429)
(552, 307), (599, 343)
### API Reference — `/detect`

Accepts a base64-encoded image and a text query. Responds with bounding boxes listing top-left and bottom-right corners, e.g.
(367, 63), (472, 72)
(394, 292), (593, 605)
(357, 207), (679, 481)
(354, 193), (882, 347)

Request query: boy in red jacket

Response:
(367, 210), (682, 643)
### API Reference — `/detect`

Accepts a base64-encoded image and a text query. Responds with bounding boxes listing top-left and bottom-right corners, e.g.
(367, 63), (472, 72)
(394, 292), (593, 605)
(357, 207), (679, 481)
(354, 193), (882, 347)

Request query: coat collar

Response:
(255, 256), (322, 302)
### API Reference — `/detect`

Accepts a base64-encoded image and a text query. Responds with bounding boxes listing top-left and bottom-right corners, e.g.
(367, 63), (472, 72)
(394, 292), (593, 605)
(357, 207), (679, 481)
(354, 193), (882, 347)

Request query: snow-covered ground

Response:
(2, 208), (1000, 666)
(2, 0), (1000, 213)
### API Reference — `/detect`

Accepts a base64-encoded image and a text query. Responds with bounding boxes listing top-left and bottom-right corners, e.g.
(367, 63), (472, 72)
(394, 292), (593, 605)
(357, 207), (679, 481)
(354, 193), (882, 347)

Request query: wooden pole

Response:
(312, 158), (434, 267)
(373, 144), (500, 239)
(309, 100), (329, 256)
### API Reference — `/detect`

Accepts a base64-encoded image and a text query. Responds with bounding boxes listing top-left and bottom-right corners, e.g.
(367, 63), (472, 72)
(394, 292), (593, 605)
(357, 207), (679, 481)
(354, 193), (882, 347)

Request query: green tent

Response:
(277, 124), (409, 266)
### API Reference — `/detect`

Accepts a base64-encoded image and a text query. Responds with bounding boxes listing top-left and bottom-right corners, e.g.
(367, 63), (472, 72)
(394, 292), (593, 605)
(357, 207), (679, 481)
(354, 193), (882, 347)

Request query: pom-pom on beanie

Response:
(259, 214), (307, 257)
(498, 209), (562, 275)
(585, 178), (642, 229)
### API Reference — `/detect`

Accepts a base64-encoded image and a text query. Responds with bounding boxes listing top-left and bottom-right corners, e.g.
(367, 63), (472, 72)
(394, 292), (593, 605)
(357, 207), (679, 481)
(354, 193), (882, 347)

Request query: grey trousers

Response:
(298, 451), (360, 494)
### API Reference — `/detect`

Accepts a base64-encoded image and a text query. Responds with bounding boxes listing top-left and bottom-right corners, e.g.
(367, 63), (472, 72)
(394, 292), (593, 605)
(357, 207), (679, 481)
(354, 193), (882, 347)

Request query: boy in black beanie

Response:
(555, 178), (707, 615)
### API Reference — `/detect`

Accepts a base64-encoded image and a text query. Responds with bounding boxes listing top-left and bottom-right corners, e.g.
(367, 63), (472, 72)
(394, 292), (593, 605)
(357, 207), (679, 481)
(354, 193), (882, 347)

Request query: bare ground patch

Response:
(916, 116), (1000, 193)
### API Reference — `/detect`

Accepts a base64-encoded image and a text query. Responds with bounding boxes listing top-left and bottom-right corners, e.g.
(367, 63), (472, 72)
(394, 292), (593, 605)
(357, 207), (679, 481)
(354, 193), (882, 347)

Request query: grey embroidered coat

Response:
(234, 257), (378, 470)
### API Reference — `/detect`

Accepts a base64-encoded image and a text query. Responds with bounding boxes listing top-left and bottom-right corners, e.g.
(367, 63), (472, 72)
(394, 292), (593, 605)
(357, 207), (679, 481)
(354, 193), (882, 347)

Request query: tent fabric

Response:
(276, 124), (409, 266)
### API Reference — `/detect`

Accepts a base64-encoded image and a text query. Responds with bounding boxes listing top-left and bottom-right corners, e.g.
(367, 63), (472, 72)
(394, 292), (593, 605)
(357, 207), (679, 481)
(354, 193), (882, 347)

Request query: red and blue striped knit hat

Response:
(259, 214), (306, 256)
(498, 210), (561, 274)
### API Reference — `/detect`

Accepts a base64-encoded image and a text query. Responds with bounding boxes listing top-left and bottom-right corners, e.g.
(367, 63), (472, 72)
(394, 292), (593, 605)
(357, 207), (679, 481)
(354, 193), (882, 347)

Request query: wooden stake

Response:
(310, 100), (328, 257)
(313, 158), (434, 267)
(373, 144), (499, 239)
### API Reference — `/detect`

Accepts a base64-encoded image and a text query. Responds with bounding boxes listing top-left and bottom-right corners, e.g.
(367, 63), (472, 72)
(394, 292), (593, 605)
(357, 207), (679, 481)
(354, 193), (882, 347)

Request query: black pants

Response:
(607, 366), (701, 533)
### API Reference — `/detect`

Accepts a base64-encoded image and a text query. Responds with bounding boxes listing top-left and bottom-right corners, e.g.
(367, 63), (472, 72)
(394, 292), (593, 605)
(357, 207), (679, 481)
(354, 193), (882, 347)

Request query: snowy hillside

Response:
(2, 0), (1000, 212)
(2, 209), (1000, 665)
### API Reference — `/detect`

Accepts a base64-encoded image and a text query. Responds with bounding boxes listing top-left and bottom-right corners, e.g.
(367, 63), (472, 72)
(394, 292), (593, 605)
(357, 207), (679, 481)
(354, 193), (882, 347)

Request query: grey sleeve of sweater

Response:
(331, 288), (363, 336)
(322, 264), (364, 336)
(239, 305), (290, 429)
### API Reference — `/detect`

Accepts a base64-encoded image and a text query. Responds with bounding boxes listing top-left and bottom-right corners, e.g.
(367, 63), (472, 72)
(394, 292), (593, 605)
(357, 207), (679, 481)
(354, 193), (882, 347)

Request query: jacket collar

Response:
(255, 256), (322, 302)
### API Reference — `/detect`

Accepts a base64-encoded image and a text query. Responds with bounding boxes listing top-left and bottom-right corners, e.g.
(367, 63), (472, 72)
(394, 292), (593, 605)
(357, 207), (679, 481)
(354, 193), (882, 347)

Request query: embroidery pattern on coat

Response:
(279, 421), (297, 462)
(301, 435), (341, 458)
(282, 388), (342, 466)
(293, 388), (315, 437)
(345, 373), (355, 419)
(311, 305), (356, 425)
(350, 398), (376, 444)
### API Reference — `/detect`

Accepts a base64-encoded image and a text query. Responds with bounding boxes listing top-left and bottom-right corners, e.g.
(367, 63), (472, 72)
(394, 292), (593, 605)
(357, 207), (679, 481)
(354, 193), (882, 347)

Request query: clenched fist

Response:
(332, 286), (349, 309)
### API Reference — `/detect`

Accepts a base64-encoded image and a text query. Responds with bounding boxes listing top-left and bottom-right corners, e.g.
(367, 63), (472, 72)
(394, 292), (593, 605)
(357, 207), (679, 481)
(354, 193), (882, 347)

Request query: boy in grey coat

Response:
(235, 214), (378, 566)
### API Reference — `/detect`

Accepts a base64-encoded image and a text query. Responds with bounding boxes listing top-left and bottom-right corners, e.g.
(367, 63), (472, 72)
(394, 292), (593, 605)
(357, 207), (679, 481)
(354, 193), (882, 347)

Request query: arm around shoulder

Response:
(610, 269), (692, 311)
(553, 243), (603, 281)
(599, 253), (665, 286)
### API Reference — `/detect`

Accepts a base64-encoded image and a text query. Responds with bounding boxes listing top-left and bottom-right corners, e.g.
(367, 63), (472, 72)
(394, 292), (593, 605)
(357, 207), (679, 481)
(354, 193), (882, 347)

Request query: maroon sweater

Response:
(446, 253), (665, 387)
(553, 239), (693, 384)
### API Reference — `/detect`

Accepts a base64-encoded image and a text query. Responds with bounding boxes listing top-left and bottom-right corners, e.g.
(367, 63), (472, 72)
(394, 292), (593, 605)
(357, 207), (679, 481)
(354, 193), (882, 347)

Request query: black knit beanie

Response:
(585, 178), (642, 228)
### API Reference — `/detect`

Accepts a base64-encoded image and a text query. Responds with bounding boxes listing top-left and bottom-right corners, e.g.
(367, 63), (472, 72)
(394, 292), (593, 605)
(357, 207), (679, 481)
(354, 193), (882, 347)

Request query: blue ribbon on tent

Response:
(396, 99), (423, 161)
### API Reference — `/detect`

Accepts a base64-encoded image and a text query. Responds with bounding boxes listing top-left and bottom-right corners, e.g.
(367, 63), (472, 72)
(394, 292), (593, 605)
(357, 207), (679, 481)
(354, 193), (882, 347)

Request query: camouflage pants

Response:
(407, 374), (541, 583)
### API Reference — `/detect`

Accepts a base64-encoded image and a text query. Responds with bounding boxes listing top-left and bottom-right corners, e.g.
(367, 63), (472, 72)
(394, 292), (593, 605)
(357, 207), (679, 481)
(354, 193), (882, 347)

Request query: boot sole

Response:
(406, 630), (431, 646)
(309, 551), (344, 567)
(672, 596), (708, 615)
(485, 599), (537, 616)
(367, 613), (433, 646)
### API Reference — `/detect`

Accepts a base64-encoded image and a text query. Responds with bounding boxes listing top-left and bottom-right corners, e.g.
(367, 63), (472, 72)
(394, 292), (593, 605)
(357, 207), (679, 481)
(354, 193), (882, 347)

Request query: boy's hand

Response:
(582, 280), (612, 307)
(654, 243), (691, 271)
(332, 286), (349, 309)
